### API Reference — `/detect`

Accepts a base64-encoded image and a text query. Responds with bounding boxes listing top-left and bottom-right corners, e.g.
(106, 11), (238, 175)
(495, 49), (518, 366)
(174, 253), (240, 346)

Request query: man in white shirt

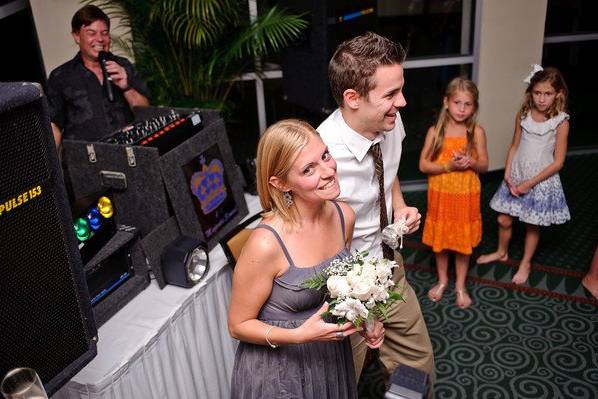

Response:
(318, 32), (434, 387)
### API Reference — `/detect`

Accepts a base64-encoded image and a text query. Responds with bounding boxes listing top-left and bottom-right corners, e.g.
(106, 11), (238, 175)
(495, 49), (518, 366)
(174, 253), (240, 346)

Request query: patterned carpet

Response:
(358, 153), (598, 398)
(358, 267), (598, 399)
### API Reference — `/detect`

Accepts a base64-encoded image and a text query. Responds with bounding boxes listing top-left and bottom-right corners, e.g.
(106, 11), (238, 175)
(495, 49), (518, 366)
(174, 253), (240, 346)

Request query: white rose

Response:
(362, 262), (377, 278)
(365, 298), (376, 309)
(372, 286), (389, 302)
(352, 278), (374, 301)
(327, 275), (351, 298)
(384, 280), (396, 289)
(376, 261), (394, 280)
(332, 298), (368, 322)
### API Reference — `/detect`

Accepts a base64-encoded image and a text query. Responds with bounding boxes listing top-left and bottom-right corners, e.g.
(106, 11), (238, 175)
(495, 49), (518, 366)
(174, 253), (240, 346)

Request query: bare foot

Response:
(512, 262), (531, 285)
(476, 251), (508, 265)
(427, 282), (447, 302)
(582, 275), (598, 299)
(455, 288), (472, 309)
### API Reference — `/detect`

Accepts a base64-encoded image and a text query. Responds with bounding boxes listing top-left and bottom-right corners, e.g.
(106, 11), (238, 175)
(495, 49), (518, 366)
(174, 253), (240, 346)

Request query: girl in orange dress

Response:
(419, 78), (489, 309)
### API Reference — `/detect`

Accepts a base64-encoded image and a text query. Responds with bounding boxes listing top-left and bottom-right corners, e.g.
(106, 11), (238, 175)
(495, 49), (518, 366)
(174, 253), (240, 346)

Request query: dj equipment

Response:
(0, 82), (97, 395)
(280, 0), (377, 114)
(68, 190), (148, 327)
(83, 224), (146, 326)
(101, 110), (203, 155)
(63, 107), (248, 289)
(98, 51), (115, 102)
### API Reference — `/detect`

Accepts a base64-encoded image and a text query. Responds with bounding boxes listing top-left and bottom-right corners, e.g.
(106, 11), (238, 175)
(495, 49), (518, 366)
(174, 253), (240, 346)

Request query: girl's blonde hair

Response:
(519, 67), (568, 119)
(427, 77), (479, 161)
(256, 119), (317, 224)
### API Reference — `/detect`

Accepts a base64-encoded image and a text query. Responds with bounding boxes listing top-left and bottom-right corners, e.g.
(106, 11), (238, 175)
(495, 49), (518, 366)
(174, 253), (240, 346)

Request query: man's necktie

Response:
(370, 142), (395, 260)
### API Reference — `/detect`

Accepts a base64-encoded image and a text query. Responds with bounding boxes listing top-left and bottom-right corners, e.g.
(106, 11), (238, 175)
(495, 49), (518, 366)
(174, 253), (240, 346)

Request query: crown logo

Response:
(190, 157), (227, 214)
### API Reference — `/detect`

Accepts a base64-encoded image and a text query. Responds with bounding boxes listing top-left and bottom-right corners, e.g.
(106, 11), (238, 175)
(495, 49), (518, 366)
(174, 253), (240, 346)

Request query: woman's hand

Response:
(296, 302), (361, 343)
(360, 320), (385, 349)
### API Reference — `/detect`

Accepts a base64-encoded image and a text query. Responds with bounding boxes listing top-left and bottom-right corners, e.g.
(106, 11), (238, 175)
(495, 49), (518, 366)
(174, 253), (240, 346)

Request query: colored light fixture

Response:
(97, 196), (113, 218)
(86, 208), (102, 231)
(74, 218), (91, 241)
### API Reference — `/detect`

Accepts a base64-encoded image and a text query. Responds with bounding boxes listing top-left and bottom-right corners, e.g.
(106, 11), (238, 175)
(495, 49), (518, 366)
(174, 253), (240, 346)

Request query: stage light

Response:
(74, 218), (91, 241)
(161, 236), (209, 288)
(97, 196), (113, 218)
(86, 207), (102, 231)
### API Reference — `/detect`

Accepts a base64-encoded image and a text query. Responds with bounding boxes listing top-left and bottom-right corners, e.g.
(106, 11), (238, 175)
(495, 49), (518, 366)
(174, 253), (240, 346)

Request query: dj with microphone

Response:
(47, 5), (150, 148)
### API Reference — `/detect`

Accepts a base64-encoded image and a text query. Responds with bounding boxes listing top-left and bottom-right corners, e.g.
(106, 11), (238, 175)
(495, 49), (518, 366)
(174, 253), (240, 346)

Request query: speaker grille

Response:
(0, 101), (92, 389)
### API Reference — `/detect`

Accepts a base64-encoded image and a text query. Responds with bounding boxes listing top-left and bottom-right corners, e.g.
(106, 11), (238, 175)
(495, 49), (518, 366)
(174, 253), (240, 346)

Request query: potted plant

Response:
(85, 0), (307, 109)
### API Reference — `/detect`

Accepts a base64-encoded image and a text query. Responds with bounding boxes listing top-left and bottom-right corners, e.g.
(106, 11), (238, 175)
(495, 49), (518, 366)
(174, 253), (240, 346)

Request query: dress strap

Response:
(332, 201), (346, 244)
(255, 224), (295, 266)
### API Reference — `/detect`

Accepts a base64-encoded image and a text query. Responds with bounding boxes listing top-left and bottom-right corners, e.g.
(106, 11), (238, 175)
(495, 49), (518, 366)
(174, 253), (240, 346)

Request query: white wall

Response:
(30, 0), (132, 77)
(474, 0), (548, 171)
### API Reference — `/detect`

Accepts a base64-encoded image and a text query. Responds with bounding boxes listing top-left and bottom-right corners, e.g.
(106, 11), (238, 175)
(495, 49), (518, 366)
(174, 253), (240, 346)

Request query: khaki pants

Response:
(351, 252), (435, 389)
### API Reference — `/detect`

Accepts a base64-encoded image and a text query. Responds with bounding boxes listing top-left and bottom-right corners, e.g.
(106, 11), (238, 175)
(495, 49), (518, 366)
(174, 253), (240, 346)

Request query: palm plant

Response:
(85, 0), (307, 108)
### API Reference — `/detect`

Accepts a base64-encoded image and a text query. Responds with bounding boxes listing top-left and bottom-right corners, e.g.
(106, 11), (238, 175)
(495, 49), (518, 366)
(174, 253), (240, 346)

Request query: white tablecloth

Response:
(53, 195), (261, 399)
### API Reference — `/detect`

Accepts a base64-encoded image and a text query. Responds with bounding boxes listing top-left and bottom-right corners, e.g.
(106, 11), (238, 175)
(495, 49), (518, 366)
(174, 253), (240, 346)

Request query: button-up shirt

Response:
(47, 52), (150, 141)
(318, 109), (406, 259)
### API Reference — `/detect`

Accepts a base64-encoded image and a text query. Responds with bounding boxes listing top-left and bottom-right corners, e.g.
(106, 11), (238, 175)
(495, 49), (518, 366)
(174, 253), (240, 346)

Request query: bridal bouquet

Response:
(302, 251), (404, 329)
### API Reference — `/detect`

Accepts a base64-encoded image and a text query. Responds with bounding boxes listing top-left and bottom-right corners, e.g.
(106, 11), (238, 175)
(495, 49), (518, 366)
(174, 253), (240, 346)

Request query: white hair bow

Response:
(523, 64), (543, 84)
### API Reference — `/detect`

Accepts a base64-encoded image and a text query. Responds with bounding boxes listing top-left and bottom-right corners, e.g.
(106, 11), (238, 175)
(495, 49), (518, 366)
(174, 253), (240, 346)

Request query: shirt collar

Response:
(334, 110), (386, 162)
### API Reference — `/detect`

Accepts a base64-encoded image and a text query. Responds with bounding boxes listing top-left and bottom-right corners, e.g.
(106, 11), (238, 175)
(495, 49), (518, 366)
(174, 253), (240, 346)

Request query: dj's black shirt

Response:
(47, 52), (149, 142)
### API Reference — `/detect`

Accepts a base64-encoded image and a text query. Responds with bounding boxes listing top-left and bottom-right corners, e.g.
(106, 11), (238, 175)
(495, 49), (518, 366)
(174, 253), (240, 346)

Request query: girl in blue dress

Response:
(477, 66), (570, 285)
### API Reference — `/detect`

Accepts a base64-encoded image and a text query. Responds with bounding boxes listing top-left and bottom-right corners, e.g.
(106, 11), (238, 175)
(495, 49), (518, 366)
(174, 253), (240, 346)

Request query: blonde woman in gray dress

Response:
(228, 119), (384, 398)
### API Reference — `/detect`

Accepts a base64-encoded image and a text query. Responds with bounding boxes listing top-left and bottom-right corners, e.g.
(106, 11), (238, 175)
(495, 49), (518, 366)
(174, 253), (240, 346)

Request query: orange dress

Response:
(422, 136), (481, 255)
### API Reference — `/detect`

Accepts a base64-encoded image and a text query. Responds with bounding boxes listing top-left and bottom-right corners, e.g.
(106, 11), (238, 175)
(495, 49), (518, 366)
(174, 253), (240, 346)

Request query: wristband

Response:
(122, 85), (132, 92)
(443, 163), (451, 173)
(265, 325), (278, 348)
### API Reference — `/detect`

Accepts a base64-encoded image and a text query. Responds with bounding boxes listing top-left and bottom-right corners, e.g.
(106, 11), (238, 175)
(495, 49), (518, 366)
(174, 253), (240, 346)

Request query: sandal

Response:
(427, 282), (447, 302)
(455, 289), (472, 309)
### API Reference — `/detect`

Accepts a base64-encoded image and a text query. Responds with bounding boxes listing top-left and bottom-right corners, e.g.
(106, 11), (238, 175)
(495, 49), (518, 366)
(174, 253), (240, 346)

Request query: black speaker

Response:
(280, 0), (377, 114)
(0, 82), (97, 395)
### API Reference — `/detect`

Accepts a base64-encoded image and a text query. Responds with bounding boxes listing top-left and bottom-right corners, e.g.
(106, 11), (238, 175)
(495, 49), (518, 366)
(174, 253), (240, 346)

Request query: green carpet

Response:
(358, 266), (598, 399)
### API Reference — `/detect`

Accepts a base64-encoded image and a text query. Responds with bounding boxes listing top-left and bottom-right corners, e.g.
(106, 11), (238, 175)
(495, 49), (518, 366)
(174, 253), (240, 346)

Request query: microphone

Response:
(98, 51), (115, 102)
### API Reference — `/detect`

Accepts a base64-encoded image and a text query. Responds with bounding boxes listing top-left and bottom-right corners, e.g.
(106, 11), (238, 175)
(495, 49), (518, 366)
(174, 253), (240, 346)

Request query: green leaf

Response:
(300, 272), (328, 290)
(84, 0), (306, 107)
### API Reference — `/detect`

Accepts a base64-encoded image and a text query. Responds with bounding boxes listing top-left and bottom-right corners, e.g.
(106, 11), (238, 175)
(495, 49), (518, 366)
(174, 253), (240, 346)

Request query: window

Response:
(543, 0), (598, 148)
(238, 0), (477, 182)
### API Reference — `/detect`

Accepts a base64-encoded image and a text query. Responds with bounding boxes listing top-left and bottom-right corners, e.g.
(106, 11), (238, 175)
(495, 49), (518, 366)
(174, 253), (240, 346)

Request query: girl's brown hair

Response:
(256, 119), (317, 224)
(426, 77), (479, 161)
(519, 67), (568, 119)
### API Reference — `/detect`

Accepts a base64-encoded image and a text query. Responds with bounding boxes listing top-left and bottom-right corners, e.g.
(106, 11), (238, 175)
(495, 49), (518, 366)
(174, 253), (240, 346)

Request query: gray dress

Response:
(231, 202), (357, 399)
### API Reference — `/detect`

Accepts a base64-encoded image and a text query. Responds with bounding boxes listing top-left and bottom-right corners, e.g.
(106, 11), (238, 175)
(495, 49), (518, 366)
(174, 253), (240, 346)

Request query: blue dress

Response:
(490, 112), (570, 226)
(231, 202), (357, 399)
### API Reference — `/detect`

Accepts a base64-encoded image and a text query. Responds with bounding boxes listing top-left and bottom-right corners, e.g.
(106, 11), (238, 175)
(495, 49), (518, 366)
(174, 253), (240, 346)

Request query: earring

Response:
(283, 191), (293, 208)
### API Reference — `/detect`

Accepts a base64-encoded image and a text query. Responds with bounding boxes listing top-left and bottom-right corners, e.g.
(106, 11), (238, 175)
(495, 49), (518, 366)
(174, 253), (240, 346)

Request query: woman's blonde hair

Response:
(427, 77), (479, 161)
(519, 67), (568, 119)
(256, 119), (317, 224)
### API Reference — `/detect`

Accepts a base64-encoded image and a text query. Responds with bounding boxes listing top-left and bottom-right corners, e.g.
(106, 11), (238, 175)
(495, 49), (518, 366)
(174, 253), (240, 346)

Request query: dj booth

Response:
(52, 194), (260, 399)
(50, 106), (261, 397)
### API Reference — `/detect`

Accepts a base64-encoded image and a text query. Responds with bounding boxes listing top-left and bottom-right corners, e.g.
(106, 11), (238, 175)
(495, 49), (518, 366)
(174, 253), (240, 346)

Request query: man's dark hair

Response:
(328, 32), (406, 106)
(71, 5), (110, 33)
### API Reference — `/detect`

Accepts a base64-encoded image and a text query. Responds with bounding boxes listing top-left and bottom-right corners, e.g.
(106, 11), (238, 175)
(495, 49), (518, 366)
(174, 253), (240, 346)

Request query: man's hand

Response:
(393, 206), (421, 234)
(359, 320), (385, 349)
(104, 60), (129, 91)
